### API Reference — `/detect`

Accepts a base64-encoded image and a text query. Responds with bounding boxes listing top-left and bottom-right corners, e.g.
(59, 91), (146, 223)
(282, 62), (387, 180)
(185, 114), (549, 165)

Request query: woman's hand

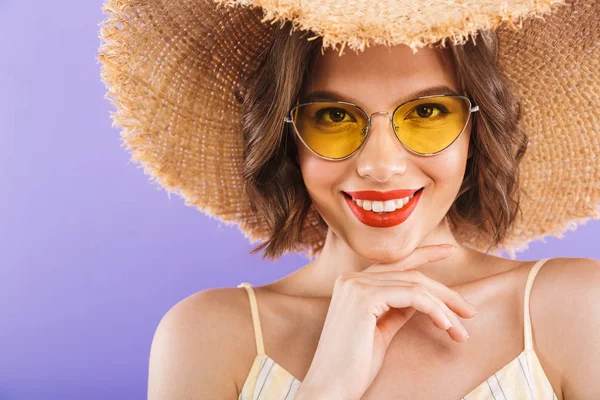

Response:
(295, 244), (478, 400)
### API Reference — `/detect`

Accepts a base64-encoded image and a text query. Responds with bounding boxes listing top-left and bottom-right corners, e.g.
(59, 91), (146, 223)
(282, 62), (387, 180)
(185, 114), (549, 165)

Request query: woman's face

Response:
(296, 44), (473, 263)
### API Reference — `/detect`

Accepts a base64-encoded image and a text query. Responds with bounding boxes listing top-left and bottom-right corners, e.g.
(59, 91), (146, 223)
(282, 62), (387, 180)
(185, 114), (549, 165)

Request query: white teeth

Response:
(351, 192), (417, 213)
(371, 201), (384, 212)
(383, 200), (396, 212)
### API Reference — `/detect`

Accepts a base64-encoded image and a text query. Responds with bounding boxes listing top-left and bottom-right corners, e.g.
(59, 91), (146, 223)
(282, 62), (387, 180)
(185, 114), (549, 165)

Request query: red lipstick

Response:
(343, 188), (423, 228)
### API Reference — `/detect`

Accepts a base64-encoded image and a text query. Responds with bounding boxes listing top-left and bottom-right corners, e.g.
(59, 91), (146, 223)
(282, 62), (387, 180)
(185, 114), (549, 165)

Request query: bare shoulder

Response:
(528, 257), (600, 310)
(148, 285), (258, 400)
(528, 257), (600, 400)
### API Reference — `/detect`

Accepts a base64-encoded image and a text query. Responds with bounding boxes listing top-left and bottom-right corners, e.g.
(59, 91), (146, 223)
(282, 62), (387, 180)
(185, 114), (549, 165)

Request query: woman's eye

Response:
(408, 104), (449, 119)
(316, 108), (355, 123)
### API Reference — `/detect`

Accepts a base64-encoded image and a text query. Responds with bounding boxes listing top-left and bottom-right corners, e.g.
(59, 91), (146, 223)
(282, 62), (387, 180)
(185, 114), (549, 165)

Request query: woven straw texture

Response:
(98, 0), (600, 258)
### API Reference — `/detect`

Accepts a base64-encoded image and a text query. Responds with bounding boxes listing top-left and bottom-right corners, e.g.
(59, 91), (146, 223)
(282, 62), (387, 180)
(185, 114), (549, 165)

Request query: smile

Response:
(352, 192), (417, 213)
(342, 187), (423, 228)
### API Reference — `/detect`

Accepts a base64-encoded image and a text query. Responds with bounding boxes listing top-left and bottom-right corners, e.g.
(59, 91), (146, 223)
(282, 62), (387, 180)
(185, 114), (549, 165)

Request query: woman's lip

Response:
(344, 188), (423, 228)
(344, 188), (422, 201)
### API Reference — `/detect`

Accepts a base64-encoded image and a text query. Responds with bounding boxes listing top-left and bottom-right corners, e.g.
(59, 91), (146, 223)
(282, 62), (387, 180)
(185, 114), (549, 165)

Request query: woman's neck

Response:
(289, 219), (492, 298)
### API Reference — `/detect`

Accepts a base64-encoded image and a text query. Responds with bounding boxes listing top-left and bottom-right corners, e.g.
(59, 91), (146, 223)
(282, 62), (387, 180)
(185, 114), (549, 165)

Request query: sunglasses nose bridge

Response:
(367, 110), (393, 123)
(364, 110), (395, 136)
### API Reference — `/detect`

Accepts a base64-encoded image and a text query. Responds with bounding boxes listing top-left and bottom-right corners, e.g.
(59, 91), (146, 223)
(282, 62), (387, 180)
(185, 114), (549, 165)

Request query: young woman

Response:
(98, 0), (600, 398)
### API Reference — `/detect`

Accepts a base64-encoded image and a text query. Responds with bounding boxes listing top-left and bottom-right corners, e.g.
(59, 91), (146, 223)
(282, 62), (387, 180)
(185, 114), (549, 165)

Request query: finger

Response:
(361, 280), (457, 334)
(419, 287), (470, 341)
(376, 307), (416, 342)
(358, 277), (470, 341)
(356, 271), (477, 319)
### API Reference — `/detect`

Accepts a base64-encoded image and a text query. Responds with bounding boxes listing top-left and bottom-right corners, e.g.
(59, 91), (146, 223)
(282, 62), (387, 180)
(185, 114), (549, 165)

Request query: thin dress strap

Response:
(523, 258), (551, 352)
(237, 282), (265, 355)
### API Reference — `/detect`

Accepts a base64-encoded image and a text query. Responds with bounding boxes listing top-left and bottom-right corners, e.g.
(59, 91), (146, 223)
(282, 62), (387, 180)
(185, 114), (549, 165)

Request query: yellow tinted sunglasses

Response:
(284, 95), (479, 160)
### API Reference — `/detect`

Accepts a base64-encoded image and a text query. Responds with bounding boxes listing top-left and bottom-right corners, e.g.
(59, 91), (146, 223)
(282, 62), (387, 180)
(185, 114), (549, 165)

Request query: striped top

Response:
(237, 258), (558, 399)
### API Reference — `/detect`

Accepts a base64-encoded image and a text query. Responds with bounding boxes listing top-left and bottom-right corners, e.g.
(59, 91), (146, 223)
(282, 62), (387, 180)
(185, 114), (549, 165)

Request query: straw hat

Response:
(98, 0), (599, 258)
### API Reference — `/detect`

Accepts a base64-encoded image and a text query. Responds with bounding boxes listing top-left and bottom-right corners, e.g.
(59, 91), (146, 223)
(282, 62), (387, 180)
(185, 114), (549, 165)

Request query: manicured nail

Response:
(443, 315), (453, 329)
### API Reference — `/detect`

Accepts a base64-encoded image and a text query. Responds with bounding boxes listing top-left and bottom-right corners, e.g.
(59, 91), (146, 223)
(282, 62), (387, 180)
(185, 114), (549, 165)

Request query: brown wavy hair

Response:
(240, 23), (528, 260)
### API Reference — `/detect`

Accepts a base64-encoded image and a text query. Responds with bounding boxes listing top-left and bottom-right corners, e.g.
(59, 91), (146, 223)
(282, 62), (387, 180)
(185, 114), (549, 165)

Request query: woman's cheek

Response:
(425, 142), (470, 202)
(298, 148), (342, 194)
(299, 155), (327, 191)
(298, 149), (351, 219)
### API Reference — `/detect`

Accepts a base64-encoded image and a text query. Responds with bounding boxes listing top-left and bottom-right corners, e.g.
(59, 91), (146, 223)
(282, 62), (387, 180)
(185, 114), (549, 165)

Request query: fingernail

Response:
(443, 315), (453, 329)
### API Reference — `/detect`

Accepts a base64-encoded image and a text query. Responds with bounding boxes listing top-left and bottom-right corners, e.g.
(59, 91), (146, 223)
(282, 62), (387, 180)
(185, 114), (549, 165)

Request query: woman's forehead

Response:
(304, 44), (459, 108)
(315, 43), (451, 73)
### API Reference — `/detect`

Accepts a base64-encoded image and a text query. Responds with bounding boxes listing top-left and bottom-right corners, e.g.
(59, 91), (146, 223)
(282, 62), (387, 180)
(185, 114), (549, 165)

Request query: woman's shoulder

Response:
(173, 284), (256, 318)
(157, 285), (258, 340)
(475, 256), (599, 313)
(523, 256), (600, 326)
(171, 284), (266, 357)
(522, 257), (600, 399)
(520, 256), (600, 296)
(148, 285), (262, 398)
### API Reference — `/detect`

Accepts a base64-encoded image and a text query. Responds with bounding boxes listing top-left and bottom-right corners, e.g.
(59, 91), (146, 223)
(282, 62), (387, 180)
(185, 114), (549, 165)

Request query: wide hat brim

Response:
(98, 0), (600, 258)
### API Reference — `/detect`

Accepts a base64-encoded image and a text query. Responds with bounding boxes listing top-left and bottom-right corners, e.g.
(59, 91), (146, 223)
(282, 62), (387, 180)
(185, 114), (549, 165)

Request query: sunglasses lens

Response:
(292, 102), (368, 159)
(392, 96), (471, 155)
(291, 96), (472, 159)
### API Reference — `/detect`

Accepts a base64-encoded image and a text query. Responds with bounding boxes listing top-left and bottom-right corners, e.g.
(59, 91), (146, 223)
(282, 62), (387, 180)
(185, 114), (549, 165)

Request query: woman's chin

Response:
(351, 241), (416, 266)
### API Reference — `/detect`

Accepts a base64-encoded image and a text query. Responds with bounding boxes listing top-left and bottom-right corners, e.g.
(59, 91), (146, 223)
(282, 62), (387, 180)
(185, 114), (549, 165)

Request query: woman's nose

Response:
(355, 113), (408, 182)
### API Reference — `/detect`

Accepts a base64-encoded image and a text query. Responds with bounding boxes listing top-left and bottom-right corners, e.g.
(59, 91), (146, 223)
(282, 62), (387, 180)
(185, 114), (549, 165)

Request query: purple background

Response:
(0, 1), (598, 399)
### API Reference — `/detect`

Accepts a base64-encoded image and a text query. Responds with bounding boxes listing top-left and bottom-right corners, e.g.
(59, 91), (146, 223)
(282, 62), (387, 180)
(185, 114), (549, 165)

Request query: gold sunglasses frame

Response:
(283, 94), (480, 161)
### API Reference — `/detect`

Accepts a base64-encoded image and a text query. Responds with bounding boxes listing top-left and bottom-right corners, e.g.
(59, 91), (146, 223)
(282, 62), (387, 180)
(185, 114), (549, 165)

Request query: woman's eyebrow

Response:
(303, 85), (460, 104)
